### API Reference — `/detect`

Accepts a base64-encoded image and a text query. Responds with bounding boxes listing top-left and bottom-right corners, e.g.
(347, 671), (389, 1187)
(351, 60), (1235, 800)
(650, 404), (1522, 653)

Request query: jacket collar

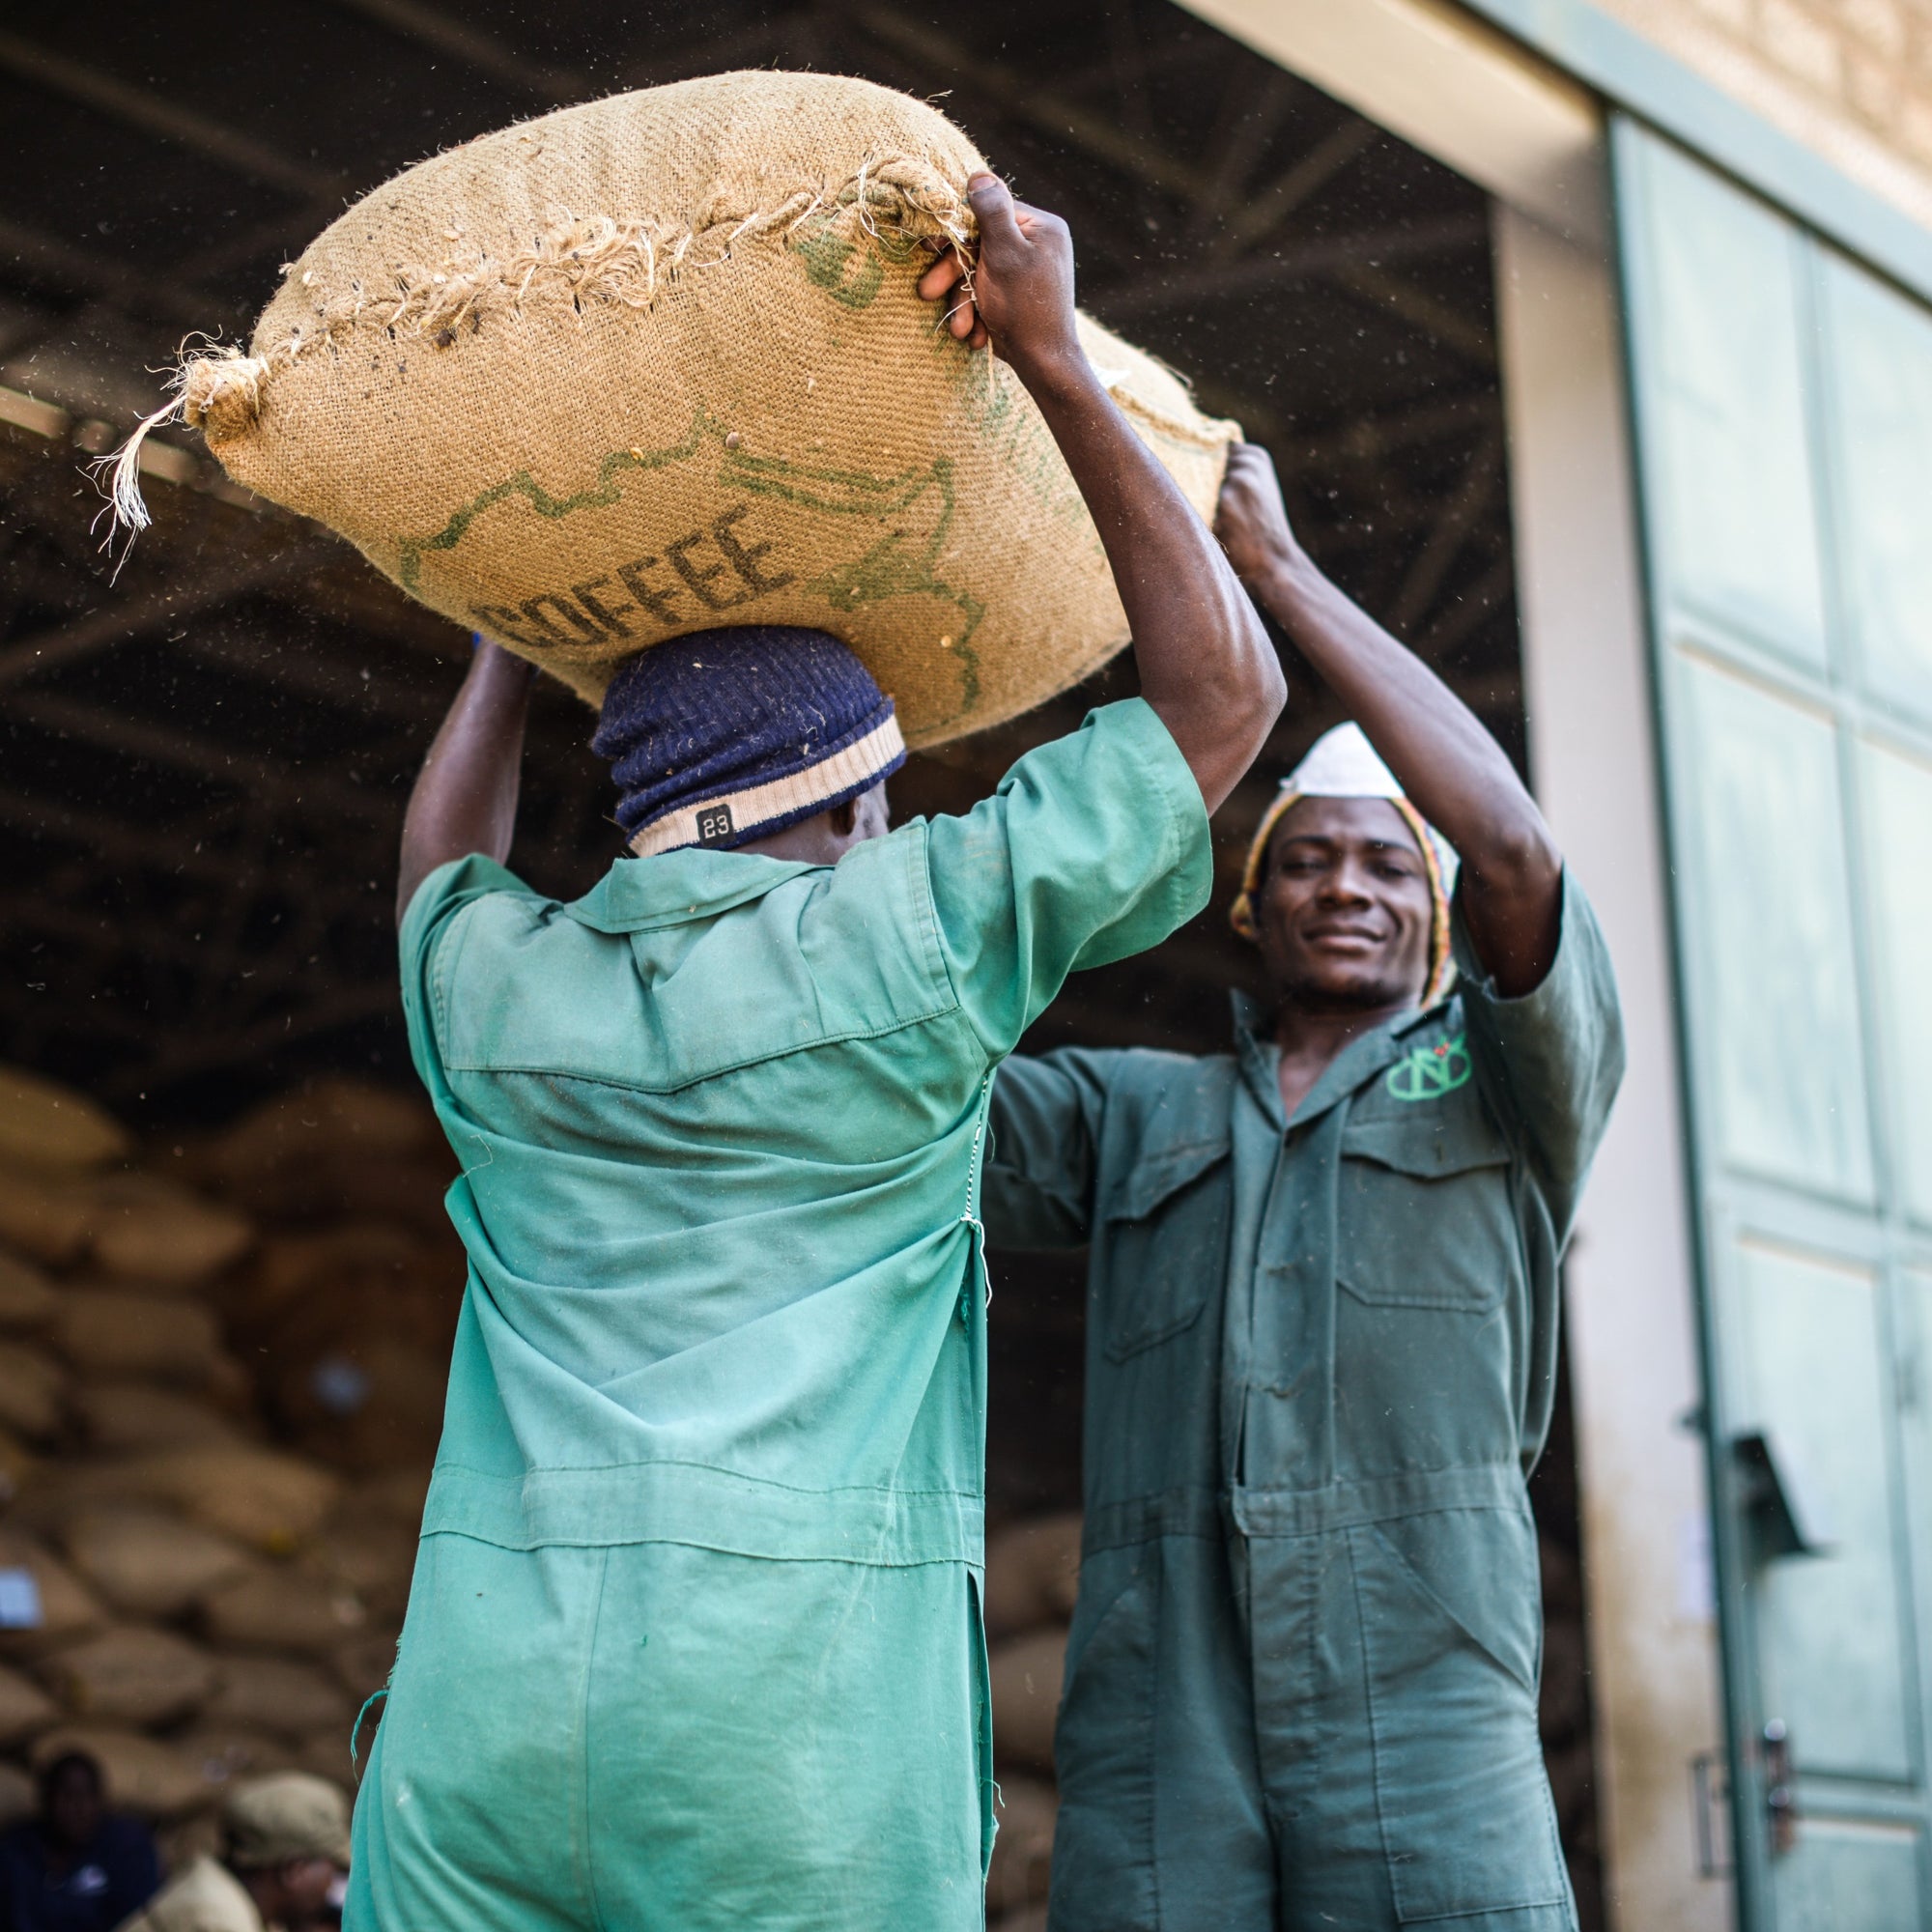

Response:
(561, 849), (820, 936)
(1230, 988), (1456, 1131)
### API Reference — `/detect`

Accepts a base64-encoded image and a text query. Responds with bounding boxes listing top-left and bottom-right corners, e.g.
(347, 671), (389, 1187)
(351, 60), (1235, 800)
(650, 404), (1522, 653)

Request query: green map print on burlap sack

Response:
(399, 409), (996, 743)
(389, 210), (1199, 747)
(398, 224), (1229, 738)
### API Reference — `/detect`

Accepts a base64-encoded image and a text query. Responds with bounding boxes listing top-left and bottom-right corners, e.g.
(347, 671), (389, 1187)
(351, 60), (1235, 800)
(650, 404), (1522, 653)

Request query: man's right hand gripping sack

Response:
(116, 70), (1238, 750)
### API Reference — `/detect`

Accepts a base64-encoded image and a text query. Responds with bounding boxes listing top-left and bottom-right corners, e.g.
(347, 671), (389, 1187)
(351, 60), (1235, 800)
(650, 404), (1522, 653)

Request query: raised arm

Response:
(395, 640), (535, 925)
(920, 176), (1284, 812)
(1216, 444), (1562, 996)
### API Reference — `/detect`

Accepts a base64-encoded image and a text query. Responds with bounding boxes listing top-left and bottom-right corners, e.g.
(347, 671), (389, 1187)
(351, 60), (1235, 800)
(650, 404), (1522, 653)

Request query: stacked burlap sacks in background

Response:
(2, 1054), (1076, 1911)
(0, 1065), (460, 1867)
(158, 70), (1237, 746)
(981, 1510), (1081, 1932)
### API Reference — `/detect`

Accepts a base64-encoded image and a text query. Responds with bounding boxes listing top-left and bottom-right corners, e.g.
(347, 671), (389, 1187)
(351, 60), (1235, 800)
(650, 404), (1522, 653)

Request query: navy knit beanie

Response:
(591, 626), (907, 856)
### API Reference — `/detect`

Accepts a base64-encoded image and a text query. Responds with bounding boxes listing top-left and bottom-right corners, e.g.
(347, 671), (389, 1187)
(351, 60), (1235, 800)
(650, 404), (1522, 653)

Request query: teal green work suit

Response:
(347, 699), (1210, 1932)
(983, 873), (1623, 1932)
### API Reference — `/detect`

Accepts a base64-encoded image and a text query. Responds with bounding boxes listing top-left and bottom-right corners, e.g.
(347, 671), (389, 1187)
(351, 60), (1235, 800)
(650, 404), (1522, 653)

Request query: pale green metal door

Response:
(1616, 121), (1932, 1929)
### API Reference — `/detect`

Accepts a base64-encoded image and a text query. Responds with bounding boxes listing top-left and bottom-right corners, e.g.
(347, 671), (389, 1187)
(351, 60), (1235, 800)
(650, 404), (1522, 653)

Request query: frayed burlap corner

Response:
(176, 155), (976, 445)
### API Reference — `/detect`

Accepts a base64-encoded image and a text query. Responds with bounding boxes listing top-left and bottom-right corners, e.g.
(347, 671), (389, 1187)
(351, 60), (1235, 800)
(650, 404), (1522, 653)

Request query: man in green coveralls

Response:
(345, 176), (1285, 1932)
(984, 445), (1625, 1931)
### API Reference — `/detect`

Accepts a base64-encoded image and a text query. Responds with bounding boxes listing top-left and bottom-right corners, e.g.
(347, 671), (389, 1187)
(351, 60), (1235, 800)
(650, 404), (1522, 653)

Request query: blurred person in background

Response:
(0, 1753), (158, 1932)
(114, 1772), (348, 1932)
(984, 442), (1625, 1932)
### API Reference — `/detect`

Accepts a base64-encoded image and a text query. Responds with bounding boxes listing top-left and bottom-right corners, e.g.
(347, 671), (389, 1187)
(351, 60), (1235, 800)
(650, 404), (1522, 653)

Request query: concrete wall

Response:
(1594, 0), (1932, 232)
(1494, 204), (1730, 1932)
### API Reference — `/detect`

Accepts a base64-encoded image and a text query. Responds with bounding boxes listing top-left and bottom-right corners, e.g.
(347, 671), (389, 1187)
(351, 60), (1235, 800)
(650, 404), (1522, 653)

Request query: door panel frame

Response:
(1614, 112), (1932, 1929)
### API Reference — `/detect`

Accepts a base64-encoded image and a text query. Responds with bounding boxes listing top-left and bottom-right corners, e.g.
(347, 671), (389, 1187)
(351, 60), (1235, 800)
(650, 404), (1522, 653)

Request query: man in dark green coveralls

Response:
(983, 444), (1625, 1931)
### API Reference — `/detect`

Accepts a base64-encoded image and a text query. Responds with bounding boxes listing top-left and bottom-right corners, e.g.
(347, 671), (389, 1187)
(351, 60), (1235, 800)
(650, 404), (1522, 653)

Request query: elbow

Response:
(1467, 818), (1561, 900)
(1230, 601), (1286, 736)
(1253, 626), (1288, 725)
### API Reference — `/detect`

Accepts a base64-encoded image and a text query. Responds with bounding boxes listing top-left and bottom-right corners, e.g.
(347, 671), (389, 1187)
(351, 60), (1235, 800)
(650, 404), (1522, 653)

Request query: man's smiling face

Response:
(1253, 795), (1434, 1013)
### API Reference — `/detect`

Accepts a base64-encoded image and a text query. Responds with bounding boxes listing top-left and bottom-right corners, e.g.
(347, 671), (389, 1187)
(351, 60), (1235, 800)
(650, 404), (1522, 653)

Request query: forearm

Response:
(1256, 551), (1561, 988)
(1024, 361), (1281, 810)
(395, 643), (533, 925)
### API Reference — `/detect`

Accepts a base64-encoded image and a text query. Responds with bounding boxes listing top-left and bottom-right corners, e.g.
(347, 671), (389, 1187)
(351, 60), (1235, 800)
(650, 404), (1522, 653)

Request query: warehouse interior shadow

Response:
(0, 3), (1597, 1920)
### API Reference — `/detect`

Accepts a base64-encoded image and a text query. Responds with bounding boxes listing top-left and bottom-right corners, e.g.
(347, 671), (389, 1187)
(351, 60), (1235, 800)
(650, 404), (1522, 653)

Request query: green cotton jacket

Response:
(397, 699), (1208, 1568)
(982, 873), (1624, 1929)
(377, 701), (1208, 1925)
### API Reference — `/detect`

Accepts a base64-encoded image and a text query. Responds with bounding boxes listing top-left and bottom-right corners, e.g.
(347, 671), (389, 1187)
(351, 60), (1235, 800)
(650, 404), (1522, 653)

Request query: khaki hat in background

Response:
(222, 1773), (353, 1869)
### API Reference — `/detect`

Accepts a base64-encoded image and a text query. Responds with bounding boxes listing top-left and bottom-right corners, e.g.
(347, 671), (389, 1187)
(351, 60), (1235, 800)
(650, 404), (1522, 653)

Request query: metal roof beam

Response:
(0, 548), (332, 692)
(0, 30), (345, 202)
(850, 7), (1217, 207)
(1326, 260), (1496, 364)
(0, 214), (214, 330)
(1087, 212), (1486, 320)
(7, 691), (395, 823)
(321, 0), (589, 105)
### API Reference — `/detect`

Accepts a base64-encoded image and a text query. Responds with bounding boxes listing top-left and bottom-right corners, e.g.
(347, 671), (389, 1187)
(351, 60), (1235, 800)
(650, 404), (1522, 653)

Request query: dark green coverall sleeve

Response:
(982, 1050), (1122, 1251)
(1450, 866), (1627, 1244)
(924, 699), (1210, 1059)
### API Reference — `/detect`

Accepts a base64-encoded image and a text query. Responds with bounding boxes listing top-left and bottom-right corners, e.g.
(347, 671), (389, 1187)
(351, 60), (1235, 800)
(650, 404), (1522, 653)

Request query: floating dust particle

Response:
(807, 376), (816, 391)
(939, 636), (952, 649)
(630, 446), (644, 461)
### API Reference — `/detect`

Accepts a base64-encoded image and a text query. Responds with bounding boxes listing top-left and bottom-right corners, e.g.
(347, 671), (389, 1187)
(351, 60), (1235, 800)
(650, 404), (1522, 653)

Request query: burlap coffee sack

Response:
(119, 71), (1236, 746)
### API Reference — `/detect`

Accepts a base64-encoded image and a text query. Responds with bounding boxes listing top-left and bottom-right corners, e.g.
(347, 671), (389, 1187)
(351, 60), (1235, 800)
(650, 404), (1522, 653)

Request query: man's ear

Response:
(828, 797), (860, 838)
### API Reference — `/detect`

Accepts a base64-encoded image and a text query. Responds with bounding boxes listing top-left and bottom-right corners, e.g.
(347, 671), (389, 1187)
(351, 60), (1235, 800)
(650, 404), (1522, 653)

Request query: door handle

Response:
(1762, 1719), (1797, 1856)
(1733, 1432), (1834, 1561)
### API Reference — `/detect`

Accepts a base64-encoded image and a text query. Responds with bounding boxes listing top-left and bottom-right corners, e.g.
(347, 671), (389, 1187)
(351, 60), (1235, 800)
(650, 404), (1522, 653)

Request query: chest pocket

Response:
(1337, 1105), (1517, 1314)
(1095, 1137), (1230, 1360)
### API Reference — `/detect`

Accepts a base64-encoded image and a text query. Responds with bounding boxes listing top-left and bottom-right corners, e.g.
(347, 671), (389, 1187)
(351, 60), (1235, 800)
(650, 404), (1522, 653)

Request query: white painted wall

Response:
(1178, 0), (1603, 241)
(1493, 202), (1729, 1932)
